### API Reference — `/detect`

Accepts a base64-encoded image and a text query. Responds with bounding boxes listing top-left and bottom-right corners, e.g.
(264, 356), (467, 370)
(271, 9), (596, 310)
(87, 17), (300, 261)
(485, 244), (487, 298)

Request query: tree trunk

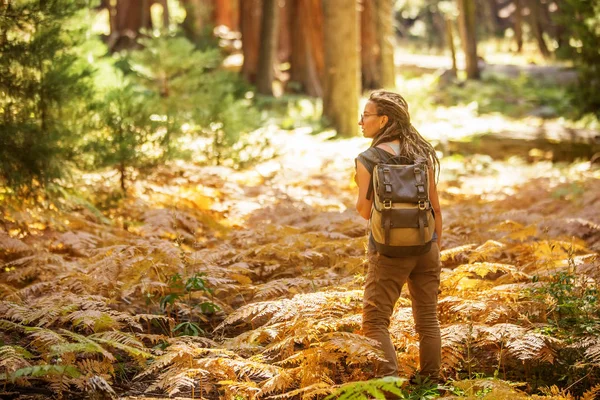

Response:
(181, 0), (213, 44)
(110, 0), (153, 51)
(278, 1), (291, 68)
(256, 0), (280, 95)
(514, 0), (523, 52)
(375, 0), (395, 88)
(289, 0), (324, 97)
(322, 0), (360, 137)
(214, 0), (238, 30)
(240, 0), (262, 83)
(360, 0), (380, 90)
(161, 0), (169, 28)
(446, 17), (457, 76)
(526, 0), (550, 58)
(458, 0), (480, 79)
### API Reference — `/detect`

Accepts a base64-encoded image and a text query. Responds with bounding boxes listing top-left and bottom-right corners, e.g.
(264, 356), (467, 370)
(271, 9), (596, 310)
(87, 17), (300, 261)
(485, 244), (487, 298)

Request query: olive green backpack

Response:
(364, 147), (435, 257)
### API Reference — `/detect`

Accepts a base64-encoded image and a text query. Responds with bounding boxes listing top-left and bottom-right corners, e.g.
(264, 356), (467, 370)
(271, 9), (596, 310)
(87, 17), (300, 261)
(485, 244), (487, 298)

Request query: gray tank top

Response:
(379, 142), (400, 155)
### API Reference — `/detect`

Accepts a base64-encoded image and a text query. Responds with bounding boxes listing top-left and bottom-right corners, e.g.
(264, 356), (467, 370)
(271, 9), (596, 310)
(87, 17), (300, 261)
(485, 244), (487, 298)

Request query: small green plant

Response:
(159, 272), (220, 336)
(325, 376), (406, 400)
(325, 376), (442, 400)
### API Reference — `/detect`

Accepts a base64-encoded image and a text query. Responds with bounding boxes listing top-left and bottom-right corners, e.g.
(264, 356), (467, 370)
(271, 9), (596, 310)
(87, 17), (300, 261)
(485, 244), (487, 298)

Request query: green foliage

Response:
(126, 33), (264, 168)
(553, 1), (600, 120)
(0, 364), (81, 381)
(531, 268), (600, 336)
(160, 272), (219, 336)
(434, 74), (571, 119)
(83, 77), (159, 191)
(326, 376), (443, 400)
(0, 0), (94, 192)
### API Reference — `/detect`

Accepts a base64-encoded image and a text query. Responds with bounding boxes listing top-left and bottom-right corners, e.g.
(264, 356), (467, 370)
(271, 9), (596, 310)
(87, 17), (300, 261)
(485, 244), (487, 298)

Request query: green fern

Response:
(325, 376), (406, 400)
(0, 364), (81, 381)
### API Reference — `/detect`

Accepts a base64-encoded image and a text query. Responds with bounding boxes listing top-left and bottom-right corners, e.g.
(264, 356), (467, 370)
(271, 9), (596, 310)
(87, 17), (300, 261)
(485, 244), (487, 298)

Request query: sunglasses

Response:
(360, 112), (380, 123)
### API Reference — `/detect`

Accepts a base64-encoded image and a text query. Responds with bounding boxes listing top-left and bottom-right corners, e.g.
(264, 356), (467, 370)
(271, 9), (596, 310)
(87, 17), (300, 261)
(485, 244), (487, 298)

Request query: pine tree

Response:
(554, 1), (600, 120)
(126, 34), (260, 167)
(0, 0), (93, 192)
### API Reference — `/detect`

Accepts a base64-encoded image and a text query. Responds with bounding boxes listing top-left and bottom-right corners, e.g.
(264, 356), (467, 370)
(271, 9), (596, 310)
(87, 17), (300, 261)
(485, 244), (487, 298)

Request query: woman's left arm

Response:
(428, 168), (443, 249)
(355, 160), (373, 220)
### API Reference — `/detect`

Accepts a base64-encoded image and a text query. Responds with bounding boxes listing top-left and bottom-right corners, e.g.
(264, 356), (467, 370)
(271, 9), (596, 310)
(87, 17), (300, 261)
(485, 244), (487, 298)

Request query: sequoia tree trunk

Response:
(322, 0), (360, 137)
(361, 0), (380, 89)
(240, 0), (262, 83)
(289, 0), (324, 96)
(458, 0), (480, 79)
(375, 0), (396, 88)
(110, 0), (153, 51)
(256, 0), (280, 95)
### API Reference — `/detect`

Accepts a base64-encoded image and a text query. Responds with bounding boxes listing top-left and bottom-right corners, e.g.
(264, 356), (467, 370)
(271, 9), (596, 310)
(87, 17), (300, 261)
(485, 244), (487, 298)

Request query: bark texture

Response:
(458, 0), (480, 79)
(108, 0), (153, 51)
(289, 0), (324, 96)
(375, 0), (395, 88)
(322, 0), (360, 137)
(514, 0), (523, 52)
(240, 0), (262, 83)
(256, 0), (281, 95)
(360, 0), (380, 90)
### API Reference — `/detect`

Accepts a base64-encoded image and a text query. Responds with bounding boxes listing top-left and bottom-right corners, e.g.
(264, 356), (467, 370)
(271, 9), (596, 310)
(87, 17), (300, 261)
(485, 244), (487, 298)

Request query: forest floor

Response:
(1, 125), (600, 399)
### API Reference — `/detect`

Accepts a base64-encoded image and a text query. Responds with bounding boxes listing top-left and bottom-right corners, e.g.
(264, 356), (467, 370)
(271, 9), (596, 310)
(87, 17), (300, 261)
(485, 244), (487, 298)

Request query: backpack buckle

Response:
(418, 201), (428, 210)
(383, 199), (392, 209)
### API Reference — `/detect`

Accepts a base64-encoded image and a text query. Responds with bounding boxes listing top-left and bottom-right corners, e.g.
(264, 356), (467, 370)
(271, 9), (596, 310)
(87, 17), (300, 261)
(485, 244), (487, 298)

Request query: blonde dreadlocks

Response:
(368, 90), (440, 183)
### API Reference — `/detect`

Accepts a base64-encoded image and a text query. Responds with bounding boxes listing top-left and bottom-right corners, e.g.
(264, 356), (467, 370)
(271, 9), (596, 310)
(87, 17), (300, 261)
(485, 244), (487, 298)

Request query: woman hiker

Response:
(354, 90), (443, 383)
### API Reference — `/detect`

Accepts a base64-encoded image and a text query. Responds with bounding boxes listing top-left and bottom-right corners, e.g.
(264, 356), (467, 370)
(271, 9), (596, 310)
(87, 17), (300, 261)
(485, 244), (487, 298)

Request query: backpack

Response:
(364, 147), (435, 257)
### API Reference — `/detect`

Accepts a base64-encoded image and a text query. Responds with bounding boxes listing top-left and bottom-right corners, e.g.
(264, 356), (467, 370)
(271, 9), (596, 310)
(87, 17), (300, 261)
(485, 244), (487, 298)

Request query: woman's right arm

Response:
(355, 160), (373, 220)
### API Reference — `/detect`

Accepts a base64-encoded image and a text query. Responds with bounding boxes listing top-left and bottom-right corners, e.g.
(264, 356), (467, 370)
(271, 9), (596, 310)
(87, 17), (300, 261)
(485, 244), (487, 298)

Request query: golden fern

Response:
(0, 232), (31, 258)
(56, 231), (100, 257)
(580, 383), (600, 400)
(440, 243), (477, 265)
(583, 338), (600, 365)
(0, 345), (32, 375)
(505, 332), (561, 363)
(257, 368), (298, 396)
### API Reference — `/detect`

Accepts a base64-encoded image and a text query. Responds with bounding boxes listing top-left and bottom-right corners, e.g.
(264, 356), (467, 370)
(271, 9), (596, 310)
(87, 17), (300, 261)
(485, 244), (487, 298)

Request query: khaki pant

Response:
(362, 243), (441, 379)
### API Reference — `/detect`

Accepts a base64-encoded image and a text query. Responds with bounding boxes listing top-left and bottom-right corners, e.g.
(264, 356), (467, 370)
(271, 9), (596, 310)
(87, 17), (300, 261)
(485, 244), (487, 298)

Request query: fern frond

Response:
(258, 368), (297, 396)
(56, 231), (100, 257)
(584, 339), (600, 365)
(0, 364), (81, 381)
(76, 358), (114, 377)
(57, 329), (115, 361)
(440, 244), (477, 265)
(0, 283), (19, 301)
(90, 338), (152, 363)
(81, 375), (117, 399)
(0, 345), (32, 374)
(324, 376), (406, 400)
(469, 240), (506, 263)
(146, 369), (197, 397)
(67, 309), (123, 332)
(27, 326), (69, 351)
(506, 332), (561, 363)
(219, 379), (260, 398)
(253, 277), (320, 301)
(454, 262), (529, 281)
(267, 381), (332, 399)
(480, 323), (527, 342)
(581, 383), (600, 400)
(323, 331), (385, 364)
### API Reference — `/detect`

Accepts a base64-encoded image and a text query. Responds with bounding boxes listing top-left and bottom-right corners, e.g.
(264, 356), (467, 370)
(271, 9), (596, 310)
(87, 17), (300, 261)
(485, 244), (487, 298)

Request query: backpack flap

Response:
(371, 161), (434, 257)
